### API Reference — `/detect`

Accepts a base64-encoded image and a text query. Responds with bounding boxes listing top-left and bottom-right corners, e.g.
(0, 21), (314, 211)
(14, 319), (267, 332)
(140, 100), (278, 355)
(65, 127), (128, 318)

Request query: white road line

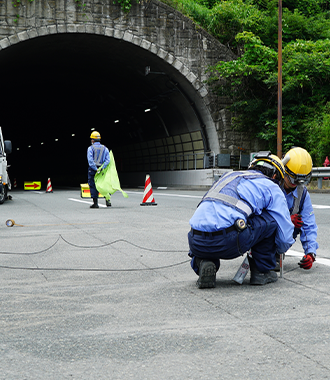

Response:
(125, 191), (202, 199)
(311, 204), (330, 209)
(68, 198), (107, 207)
(287, 249), (330, 266)
(127, 193), (330, 203)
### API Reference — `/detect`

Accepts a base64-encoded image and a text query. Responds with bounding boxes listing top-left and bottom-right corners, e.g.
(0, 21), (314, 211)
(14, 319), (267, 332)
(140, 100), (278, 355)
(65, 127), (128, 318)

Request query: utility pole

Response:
(277, 0), (283, 159)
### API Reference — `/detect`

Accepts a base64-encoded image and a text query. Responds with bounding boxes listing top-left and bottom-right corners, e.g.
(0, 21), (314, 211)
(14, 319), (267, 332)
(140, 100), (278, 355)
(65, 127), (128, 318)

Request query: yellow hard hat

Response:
(282, 147), (312, 184)
(249, 151), (285, 184)
(90, 131), (101, 140)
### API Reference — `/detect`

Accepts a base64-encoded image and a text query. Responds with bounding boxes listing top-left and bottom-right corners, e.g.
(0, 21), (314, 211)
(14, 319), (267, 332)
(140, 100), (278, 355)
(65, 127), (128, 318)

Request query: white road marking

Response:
(68, 198), (107, 207)
(125, 191), (202, 199)
(287, 249), (330, 266)
(127, 193), (330, 203)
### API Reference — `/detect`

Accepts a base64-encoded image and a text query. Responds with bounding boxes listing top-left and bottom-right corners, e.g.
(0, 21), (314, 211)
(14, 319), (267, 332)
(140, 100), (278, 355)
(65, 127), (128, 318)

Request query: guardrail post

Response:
(312, 167), (330, 189)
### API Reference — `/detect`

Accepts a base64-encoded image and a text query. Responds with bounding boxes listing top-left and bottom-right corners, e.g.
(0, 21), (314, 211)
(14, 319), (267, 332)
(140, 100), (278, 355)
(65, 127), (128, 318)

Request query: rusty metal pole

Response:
(277, 0), (283, 159)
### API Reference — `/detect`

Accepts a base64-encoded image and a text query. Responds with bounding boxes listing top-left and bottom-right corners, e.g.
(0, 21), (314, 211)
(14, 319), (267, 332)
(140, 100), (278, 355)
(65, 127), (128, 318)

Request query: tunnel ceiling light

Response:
(91, 128), (95, 131)
(28, 145), (31, 148)
(144, 108), (151, 113)
(114, 120), (119, 123)
(55, 139), (58, 141)
(17, 148), (19, 150)
(41, 142), (44, 145)
(72, 134), (75, 136)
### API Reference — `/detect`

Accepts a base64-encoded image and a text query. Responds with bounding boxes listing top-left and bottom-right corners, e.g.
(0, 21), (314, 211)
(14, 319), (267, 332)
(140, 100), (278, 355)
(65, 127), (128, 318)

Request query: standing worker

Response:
(188, 151), (295, 288)
(87, 131), (111, 209)
(280, 147), (318, 270)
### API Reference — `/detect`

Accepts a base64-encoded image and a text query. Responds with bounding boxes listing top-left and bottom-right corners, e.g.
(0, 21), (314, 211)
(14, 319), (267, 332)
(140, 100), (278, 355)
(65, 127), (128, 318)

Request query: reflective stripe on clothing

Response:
(93, 145), (105, 167)
(201, 171), (265, 217)
(87, 142), (110, 171)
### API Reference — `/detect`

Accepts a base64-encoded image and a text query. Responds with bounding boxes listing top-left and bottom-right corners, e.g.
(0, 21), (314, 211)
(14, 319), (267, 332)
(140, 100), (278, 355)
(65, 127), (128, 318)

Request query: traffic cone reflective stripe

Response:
(140, 174), (157, 206)
(46, 178), (53, 193)
(13, 178), (17, 188)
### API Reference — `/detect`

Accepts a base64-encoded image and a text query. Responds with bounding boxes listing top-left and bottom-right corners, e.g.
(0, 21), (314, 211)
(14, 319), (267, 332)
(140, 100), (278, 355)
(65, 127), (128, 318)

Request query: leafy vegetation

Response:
(164, 0), (330, 164)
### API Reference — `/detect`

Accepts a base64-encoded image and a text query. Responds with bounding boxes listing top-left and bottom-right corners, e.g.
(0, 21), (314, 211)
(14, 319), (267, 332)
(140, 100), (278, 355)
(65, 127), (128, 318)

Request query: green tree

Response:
(207, 33), (330, 155)
(306, 103), (330, 165)
(164, 0), (330, 162)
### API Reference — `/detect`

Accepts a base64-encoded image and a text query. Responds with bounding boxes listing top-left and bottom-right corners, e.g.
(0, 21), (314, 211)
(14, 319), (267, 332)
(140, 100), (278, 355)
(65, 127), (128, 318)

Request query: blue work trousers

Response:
(188, 210), (278, 274)
(88, 167), (98, 199)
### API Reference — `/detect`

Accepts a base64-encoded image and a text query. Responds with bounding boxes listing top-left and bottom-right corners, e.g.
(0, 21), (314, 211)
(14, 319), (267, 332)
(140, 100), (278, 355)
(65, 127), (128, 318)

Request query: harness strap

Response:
(292, 184), (306, 214)
(202, 171), (265, 216)
(92, 145), (105, 167)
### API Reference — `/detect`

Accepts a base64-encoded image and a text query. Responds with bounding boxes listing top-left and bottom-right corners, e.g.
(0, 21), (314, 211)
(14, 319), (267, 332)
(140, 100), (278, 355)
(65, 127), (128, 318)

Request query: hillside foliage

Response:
(164, 0), (330, 164)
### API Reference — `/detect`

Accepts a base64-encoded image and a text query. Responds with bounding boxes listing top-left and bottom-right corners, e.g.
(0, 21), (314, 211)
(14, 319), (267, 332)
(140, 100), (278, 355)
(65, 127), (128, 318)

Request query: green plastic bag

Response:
(94, 150), (128, 201)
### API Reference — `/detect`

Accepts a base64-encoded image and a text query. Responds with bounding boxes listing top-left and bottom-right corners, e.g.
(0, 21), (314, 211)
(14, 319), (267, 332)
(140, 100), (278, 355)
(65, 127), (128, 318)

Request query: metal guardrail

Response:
(311, 167), (330, 177)
(312, 167), (330, 189)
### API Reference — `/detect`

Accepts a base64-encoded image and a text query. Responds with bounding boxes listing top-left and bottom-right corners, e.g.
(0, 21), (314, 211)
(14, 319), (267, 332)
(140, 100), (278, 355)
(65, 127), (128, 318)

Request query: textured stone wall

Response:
(0, 0), (261, 155)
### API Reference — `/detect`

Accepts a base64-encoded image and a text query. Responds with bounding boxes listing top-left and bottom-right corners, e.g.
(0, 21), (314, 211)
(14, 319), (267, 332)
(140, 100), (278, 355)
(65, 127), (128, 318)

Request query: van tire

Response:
(0, 185), (6, 204)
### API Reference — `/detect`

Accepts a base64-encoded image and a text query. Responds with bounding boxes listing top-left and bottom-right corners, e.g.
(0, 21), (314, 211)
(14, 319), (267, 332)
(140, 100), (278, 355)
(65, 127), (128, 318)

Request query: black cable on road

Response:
(0, 259), (191, 272)
(59, 235), (188, 252)
(0, 234), (190, 272)
(0, 236), (61, 255)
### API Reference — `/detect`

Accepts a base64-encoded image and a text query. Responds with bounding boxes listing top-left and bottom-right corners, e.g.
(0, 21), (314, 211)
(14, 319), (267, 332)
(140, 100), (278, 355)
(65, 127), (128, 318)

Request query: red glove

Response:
(298, 253), (315, 269)
(291, 214), (303, 228)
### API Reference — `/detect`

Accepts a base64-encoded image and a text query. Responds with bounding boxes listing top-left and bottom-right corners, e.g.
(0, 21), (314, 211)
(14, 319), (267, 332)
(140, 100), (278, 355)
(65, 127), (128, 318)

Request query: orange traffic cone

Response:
(140, 174), (157, 206)
(46, 178), (53, 193)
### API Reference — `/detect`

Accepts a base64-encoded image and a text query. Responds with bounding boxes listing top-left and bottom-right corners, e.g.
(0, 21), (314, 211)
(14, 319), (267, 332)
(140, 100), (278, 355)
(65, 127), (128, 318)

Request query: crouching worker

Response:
(280, 147), (318, 270)
(188, 152), (295, 288)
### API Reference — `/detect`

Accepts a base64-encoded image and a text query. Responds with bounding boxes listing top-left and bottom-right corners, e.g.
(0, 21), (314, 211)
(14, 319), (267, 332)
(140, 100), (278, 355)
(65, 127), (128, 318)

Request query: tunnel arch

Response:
(0, 0), (237, 187)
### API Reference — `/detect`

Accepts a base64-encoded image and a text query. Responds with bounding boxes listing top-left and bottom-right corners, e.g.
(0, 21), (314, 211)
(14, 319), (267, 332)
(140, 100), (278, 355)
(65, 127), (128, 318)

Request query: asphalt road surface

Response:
(1, 188), (329, 380)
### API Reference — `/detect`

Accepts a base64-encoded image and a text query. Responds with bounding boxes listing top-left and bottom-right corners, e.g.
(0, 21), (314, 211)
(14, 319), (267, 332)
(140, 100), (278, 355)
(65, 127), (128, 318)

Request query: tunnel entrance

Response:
(0, 33), (210, 188)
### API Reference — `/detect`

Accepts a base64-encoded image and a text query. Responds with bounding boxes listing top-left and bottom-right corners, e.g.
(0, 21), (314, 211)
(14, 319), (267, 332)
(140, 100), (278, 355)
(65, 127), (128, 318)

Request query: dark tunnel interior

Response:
(0, 33), (206, 188)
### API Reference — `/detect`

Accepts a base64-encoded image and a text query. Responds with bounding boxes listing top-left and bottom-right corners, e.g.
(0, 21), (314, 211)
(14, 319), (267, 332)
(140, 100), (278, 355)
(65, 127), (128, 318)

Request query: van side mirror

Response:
(4, 140), (12, 154)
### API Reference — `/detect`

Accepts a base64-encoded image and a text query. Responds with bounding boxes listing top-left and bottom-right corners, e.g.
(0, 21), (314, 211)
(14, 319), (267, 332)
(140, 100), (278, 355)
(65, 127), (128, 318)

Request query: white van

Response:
(0, 127), (12, 204)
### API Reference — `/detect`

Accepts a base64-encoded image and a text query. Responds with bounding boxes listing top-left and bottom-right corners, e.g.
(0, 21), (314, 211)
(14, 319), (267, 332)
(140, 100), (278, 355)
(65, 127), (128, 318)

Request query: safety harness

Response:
(291, 184), (307, 215)
(92, 145), (105, 167)
(289, 184), (307, 239)
(200, 171), (266, 218)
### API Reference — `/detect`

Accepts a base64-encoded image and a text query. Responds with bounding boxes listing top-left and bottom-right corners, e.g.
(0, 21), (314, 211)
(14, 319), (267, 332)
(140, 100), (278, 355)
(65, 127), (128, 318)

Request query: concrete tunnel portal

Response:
(0, 32), (213, 189)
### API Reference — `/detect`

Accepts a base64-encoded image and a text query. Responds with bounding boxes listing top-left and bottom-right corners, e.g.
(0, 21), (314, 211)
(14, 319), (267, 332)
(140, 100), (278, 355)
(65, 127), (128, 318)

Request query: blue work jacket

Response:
(87, 142), (110, 171)
(284, 187), (319, 255)
(189, 171), (295, 254)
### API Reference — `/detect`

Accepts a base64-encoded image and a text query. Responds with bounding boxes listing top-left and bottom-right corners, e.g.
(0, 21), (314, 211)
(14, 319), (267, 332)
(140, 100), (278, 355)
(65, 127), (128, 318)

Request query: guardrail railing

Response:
(312, 167), (330, 189)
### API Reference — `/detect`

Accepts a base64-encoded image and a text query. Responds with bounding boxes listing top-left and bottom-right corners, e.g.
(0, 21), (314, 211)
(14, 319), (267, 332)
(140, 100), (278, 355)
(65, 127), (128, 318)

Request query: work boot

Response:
(106, 199), (111, 207)
(248, 256), (278, 285)
(250, 269), (278, 285)
(90, 198), (99, 208)
(196, 260), (217, 289)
